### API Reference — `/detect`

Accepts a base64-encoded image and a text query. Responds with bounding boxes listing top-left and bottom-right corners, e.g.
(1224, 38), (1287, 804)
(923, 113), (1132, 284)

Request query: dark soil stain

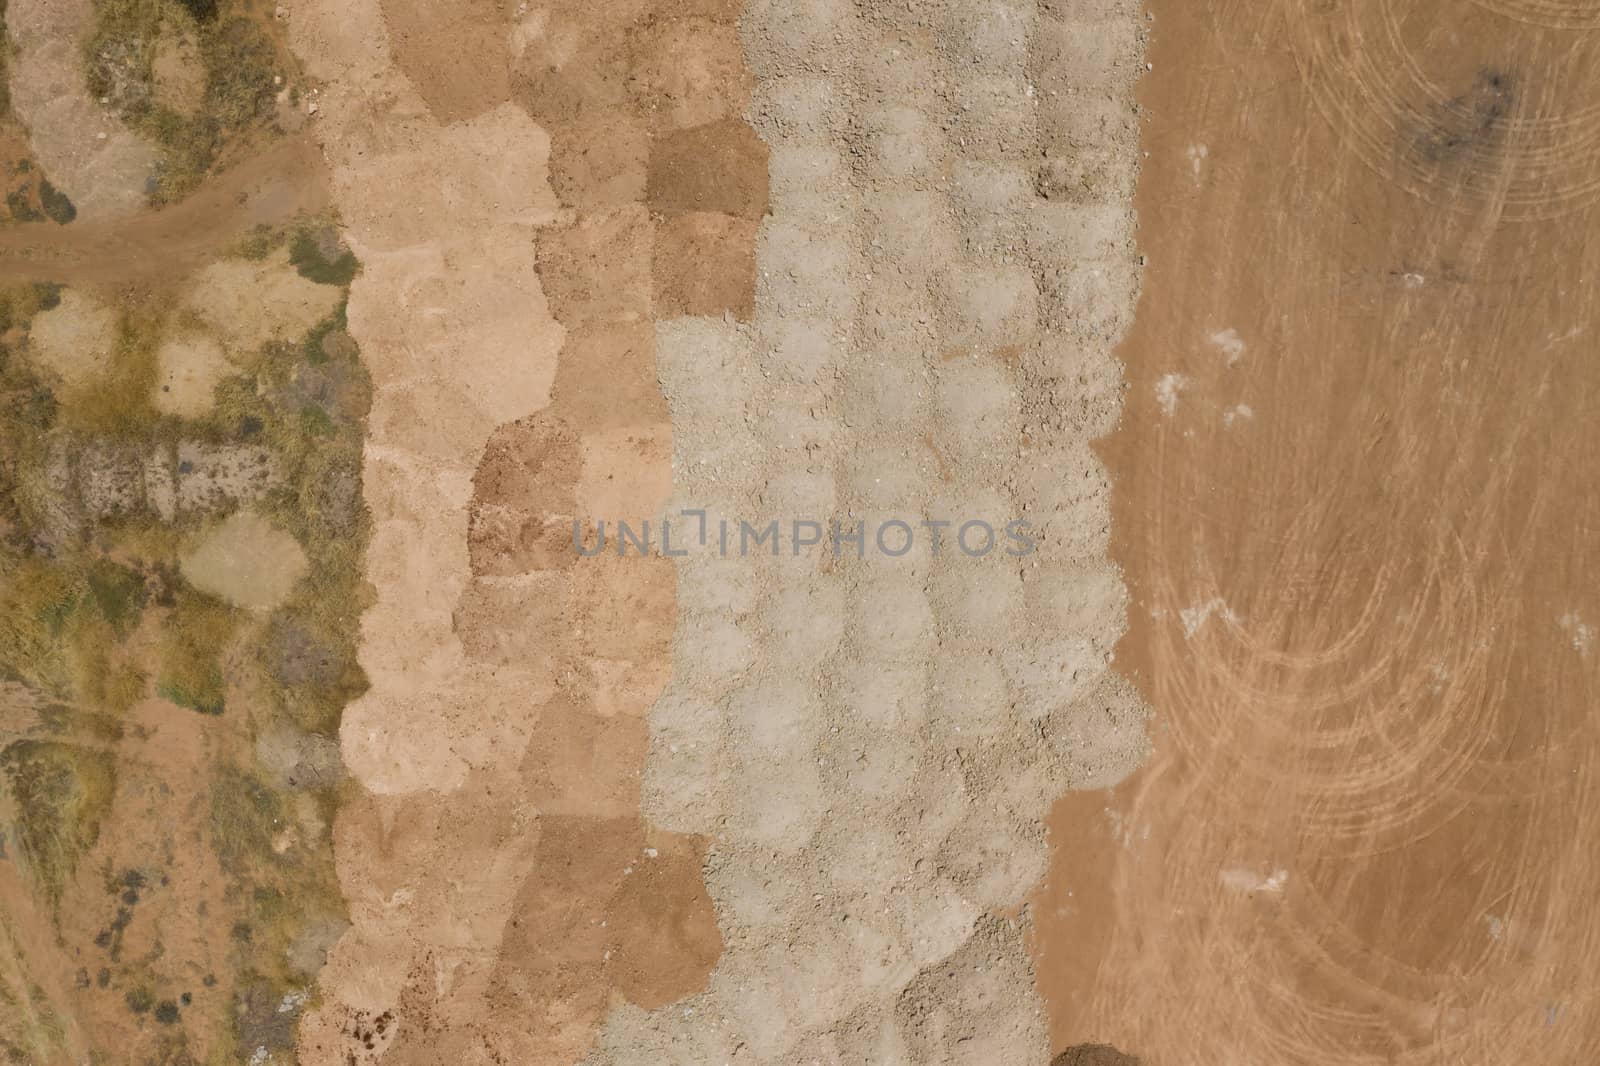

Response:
(1053, 1044), (1142, 1066)
(1410, 68), (1516, 166)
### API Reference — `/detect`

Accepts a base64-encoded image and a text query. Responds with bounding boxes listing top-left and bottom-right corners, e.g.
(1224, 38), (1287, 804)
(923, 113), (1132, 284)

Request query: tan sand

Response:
(25, 288), (117, 390)
(179, 511), (310, 612)
(4, 0), (157, 218)
(182, 250), (345, 356)
(152, 332), (231, 417)
(1033, 2), (1600, 1063)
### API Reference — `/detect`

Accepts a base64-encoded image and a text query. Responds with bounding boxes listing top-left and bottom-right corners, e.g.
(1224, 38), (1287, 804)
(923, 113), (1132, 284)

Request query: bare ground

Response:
(1033, 2), (1600, 1062)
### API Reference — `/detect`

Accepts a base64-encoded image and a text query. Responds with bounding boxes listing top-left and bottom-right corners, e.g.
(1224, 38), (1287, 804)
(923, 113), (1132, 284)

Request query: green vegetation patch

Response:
(0, 0), (12, 120)
(1, 740), (116, 909)
(0, 556), (80, 696)
(4, 189), (40, 223)
(154, 590), (238, 715)
(85, 560), (147, 639)
(0, 254), (370, 1057)
(233, 222), (283, 262)
(288, 229), (359, 287)
(57, 304), (162, 436)
(1, 174), (77, 227)
(246, 301), (373, 733)
(37, 181), (76, 225)
(0, 548), (149, 711)
(207, 763), (281, 876)
(0, 283), (63, 333)
(86, 1), (288, 204)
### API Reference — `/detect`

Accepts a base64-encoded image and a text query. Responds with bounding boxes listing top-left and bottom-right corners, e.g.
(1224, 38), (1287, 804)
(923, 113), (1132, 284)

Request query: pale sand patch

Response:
(284, 0), (569, 1046)
(153, 332), (231, 417)
(5, 0), (158, 219)
(182, 249), (345, 355)
(180, 510), (309, 611)
(28, 289), (117, 389)
(576, 425), (672, 520)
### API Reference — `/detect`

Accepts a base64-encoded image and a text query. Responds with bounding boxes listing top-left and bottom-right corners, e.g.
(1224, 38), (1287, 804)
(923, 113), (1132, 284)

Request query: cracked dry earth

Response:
(4, 0), (1598, 1065)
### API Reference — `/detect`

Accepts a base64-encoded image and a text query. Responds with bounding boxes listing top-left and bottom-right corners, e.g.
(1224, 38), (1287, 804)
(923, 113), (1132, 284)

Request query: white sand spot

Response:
(1155, 372), (1188, 416)
(1180, 597), (1239, 638)
(1559, 612), (1594, 656)
(180, 511), (309, 612)
(1208, 327), (1246, 365)
(1221, 867), (1288, 895)
(1428, 660), (1450, 695)
(1223, 402), (1253, 427)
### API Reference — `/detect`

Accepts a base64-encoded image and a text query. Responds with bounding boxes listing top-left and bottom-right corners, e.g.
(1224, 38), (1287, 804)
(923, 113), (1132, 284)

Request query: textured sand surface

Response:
(25, 288), (118, 389)
(281, 5), (579, 1058)
(585, 1), (1149, 1061)
(1035, 1), (1600, 1063)
(274, 0), (1149, 1059)
(10, 0), (1600, 1062)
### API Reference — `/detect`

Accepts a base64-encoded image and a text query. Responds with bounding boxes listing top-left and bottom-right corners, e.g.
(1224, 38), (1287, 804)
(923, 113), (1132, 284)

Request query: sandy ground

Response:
(16, 0), (1591, 1062)
(1033, 2), (1600, 1063)
(586, 0), (1148, 1061)
(282, 0), (737, 1060)
(276, 0), (1149, 1060)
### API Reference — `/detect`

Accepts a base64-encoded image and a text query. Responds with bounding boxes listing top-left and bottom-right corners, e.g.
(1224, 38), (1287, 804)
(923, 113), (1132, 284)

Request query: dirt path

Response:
(0, 136), (328, 288)
(1033, 2), (1600, 1062)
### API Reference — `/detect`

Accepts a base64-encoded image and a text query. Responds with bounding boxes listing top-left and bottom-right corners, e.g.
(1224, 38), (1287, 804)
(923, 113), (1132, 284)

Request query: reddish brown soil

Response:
(1033, 3), (1600, 1063)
